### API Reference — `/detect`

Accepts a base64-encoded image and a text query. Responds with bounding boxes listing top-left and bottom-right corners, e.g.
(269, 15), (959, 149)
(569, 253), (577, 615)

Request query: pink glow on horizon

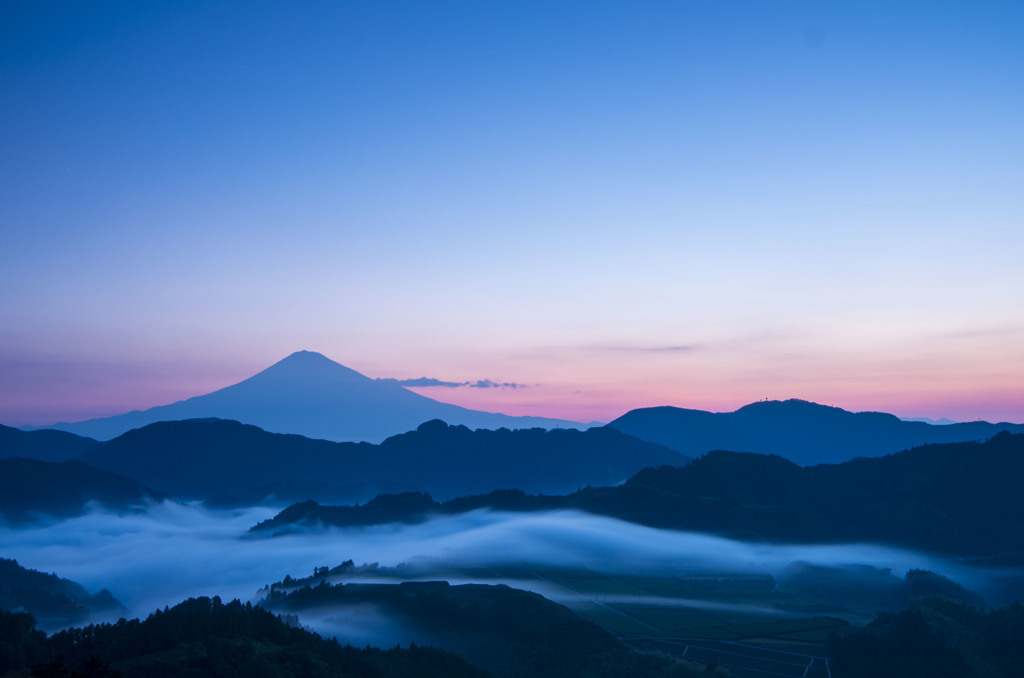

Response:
(0, 358), (257, 427)
(405, 382), (1024, 426)
(2, 346), (1021, 427)
(6, 379), (1022, 429)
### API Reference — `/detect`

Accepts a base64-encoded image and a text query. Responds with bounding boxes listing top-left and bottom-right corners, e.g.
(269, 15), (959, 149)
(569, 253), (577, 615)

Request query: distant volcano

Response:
(36, 351), (583, 442)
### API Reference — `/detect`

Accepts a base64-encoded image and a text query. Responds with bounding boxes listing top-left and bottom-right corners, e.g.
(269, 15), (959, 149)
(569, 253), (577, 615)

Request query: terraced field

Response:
(295, 555), (990, 678)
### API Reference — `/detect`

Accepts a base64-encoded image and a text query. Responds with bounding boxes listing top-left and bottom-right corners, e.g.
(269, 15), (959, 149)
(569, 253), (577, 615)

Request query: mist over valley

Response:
(4, 500), (1017, 628)
(6, 490), (1024, 677)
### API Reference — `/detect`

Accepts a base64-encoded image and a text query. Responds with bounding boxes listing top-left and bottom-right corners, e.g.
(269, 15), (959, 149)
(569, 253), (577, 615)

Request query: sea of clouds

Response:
(3, 500), (1020, 631)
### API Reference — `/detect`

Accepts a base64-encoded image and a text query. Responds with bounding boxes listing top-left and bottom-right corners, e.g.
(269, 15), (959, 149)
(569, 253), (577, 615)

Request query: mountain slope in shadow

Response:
(0, 558), (124, 632)
(0, 457), (168, 524)
(75, 418), (686, 502)
(254, 433), (1024, 558)
(608, 399), (1024, 465)
(1, 596), (491, 678)
(260, 580), (698, 678)
(0, 423), (99, 462)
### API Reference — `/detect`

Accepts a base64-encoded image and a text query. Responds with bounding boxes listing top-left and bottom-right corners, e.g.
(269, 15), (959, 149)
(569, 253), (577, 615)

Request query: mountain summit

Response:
(38, 351), (583, 443)
(250, 350), (369, 382)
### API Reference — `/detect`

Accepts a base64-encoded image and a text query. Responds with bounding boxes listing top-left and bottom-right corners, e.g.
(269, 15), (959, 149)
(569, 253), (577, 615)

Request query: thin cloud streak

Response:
(378, 377), (528, 389)
(595, 345), (697, 353)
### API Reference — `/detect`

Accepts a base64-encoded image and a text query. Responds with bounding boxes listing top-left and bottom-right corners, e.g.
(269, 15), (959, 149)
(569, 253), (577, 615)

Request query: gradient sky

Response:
(2, 1), (1022, 426)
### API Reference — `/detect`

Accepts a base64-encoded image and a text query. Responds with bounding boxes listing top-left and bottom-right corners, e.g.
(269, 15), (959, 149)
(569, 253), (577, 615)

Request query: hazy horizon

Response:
(7, 349), (1023, 430)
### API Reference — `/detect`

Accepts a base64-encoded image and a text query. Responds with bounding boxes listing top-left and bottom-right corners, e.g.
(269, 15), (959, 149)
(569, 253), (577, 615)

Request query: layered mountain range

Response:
(0, 417), (685, 515)
(4, 349), (1023, 525)
(76, 417), (684, 502)
(254, 432), (1024, 557)
(15, 351), (1022, 467)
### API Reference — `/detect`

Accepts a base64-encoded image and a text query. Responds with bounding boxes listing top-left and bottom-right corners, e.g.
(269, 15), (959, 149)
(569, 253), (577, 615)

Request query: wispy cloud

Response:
(596, 345), (696, 353)
(377, 377), (465, 388)
(468, 379), (524, 389)
(377, 377), (527, 389)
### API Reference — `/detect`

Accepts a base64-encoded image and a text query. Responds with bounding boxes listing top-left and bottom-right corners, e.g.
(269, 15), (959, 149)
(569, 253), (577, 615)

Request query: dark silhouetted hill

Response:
(255, 433), (1024, 557)
(586, 432), (1024, 554)
(369, 419), (685, 498)
(36, 350), (584, 443)
(829, 596), (1024, 678)
(596, 432), (1024, 553)
(0, 458), (167, 524)
(253, 489), (569, 533)
(77, 418), (359, 500)
(0, 596), (491, 678)
(0, 423), (98, 462)
(0, 558), (124, 632)
(76, 418), (686, 502)
(261, 580), (708, 678)
(608, 399), (1024, 465)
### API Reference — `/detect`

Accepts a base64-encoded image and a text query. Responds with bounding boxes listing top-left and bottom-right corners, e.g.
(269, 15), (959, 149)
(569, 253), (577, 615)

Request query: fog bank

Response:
(2, 501), (1019, 623)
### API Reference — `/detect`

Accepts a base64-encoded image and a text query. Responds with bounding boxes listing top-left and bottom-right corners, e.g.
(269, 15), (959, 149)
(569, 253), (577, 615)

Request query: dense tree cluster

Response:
(0, 591), (728, 678)
(0, 597), (489, 678)
(0, 560), (122, 632)
(262, 580), (719, 678)
(829, 597), (1024, 678)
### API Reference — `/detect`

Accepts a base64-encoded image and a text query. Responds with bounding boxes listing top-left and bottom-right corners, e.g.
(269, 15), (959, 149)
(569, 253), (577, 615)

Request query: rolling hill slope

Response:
(255, 433), (1024, 557)
(75, 417), (687, 502)
(0, 458), (167, 524)
(608, 399), (1024, 465)
(0, 424), (99, 462)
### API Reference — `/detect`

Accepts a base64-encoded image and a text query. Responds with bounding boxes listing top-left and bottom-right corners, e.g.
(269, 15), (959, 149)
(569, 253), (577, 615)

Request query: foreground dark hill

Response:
(0, 596), (490, 678)
(608, 399), (1024, 465)
(0, 558), (123, 631)
(37, 350), (583, 443)
(76, 417), (686, 502)
(0, 423), (98, 462)
(256, 433), (1024, 557)
(261, 580), (703, 678)
(0, 458), (167, 524)
(828, 596), (1024, 678)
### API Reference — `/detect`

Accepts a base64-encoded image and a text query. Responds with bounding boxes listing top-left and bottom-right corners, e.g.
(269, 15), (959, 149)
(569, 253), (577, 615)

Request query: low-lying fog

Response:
(3, 500), (1020, 625)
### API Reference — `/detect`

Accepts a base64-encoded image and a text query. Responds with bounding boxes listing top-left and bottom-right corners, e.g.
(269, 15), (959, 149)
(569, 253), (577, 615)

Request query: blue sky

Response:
(2, 1), (1022, 424)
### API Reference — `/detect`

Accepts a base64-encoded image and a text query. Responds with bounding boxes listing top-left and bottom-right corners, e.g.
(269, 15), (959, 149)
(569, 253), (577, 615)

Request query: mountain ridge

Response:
(0, 457), (168, 524)
(608, 398), (1024, 465)
(74, 417), (687, 502)
(0, 423), (99, 462)
(254, 432), (1024, 558)
(0, 558), (125, 632)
